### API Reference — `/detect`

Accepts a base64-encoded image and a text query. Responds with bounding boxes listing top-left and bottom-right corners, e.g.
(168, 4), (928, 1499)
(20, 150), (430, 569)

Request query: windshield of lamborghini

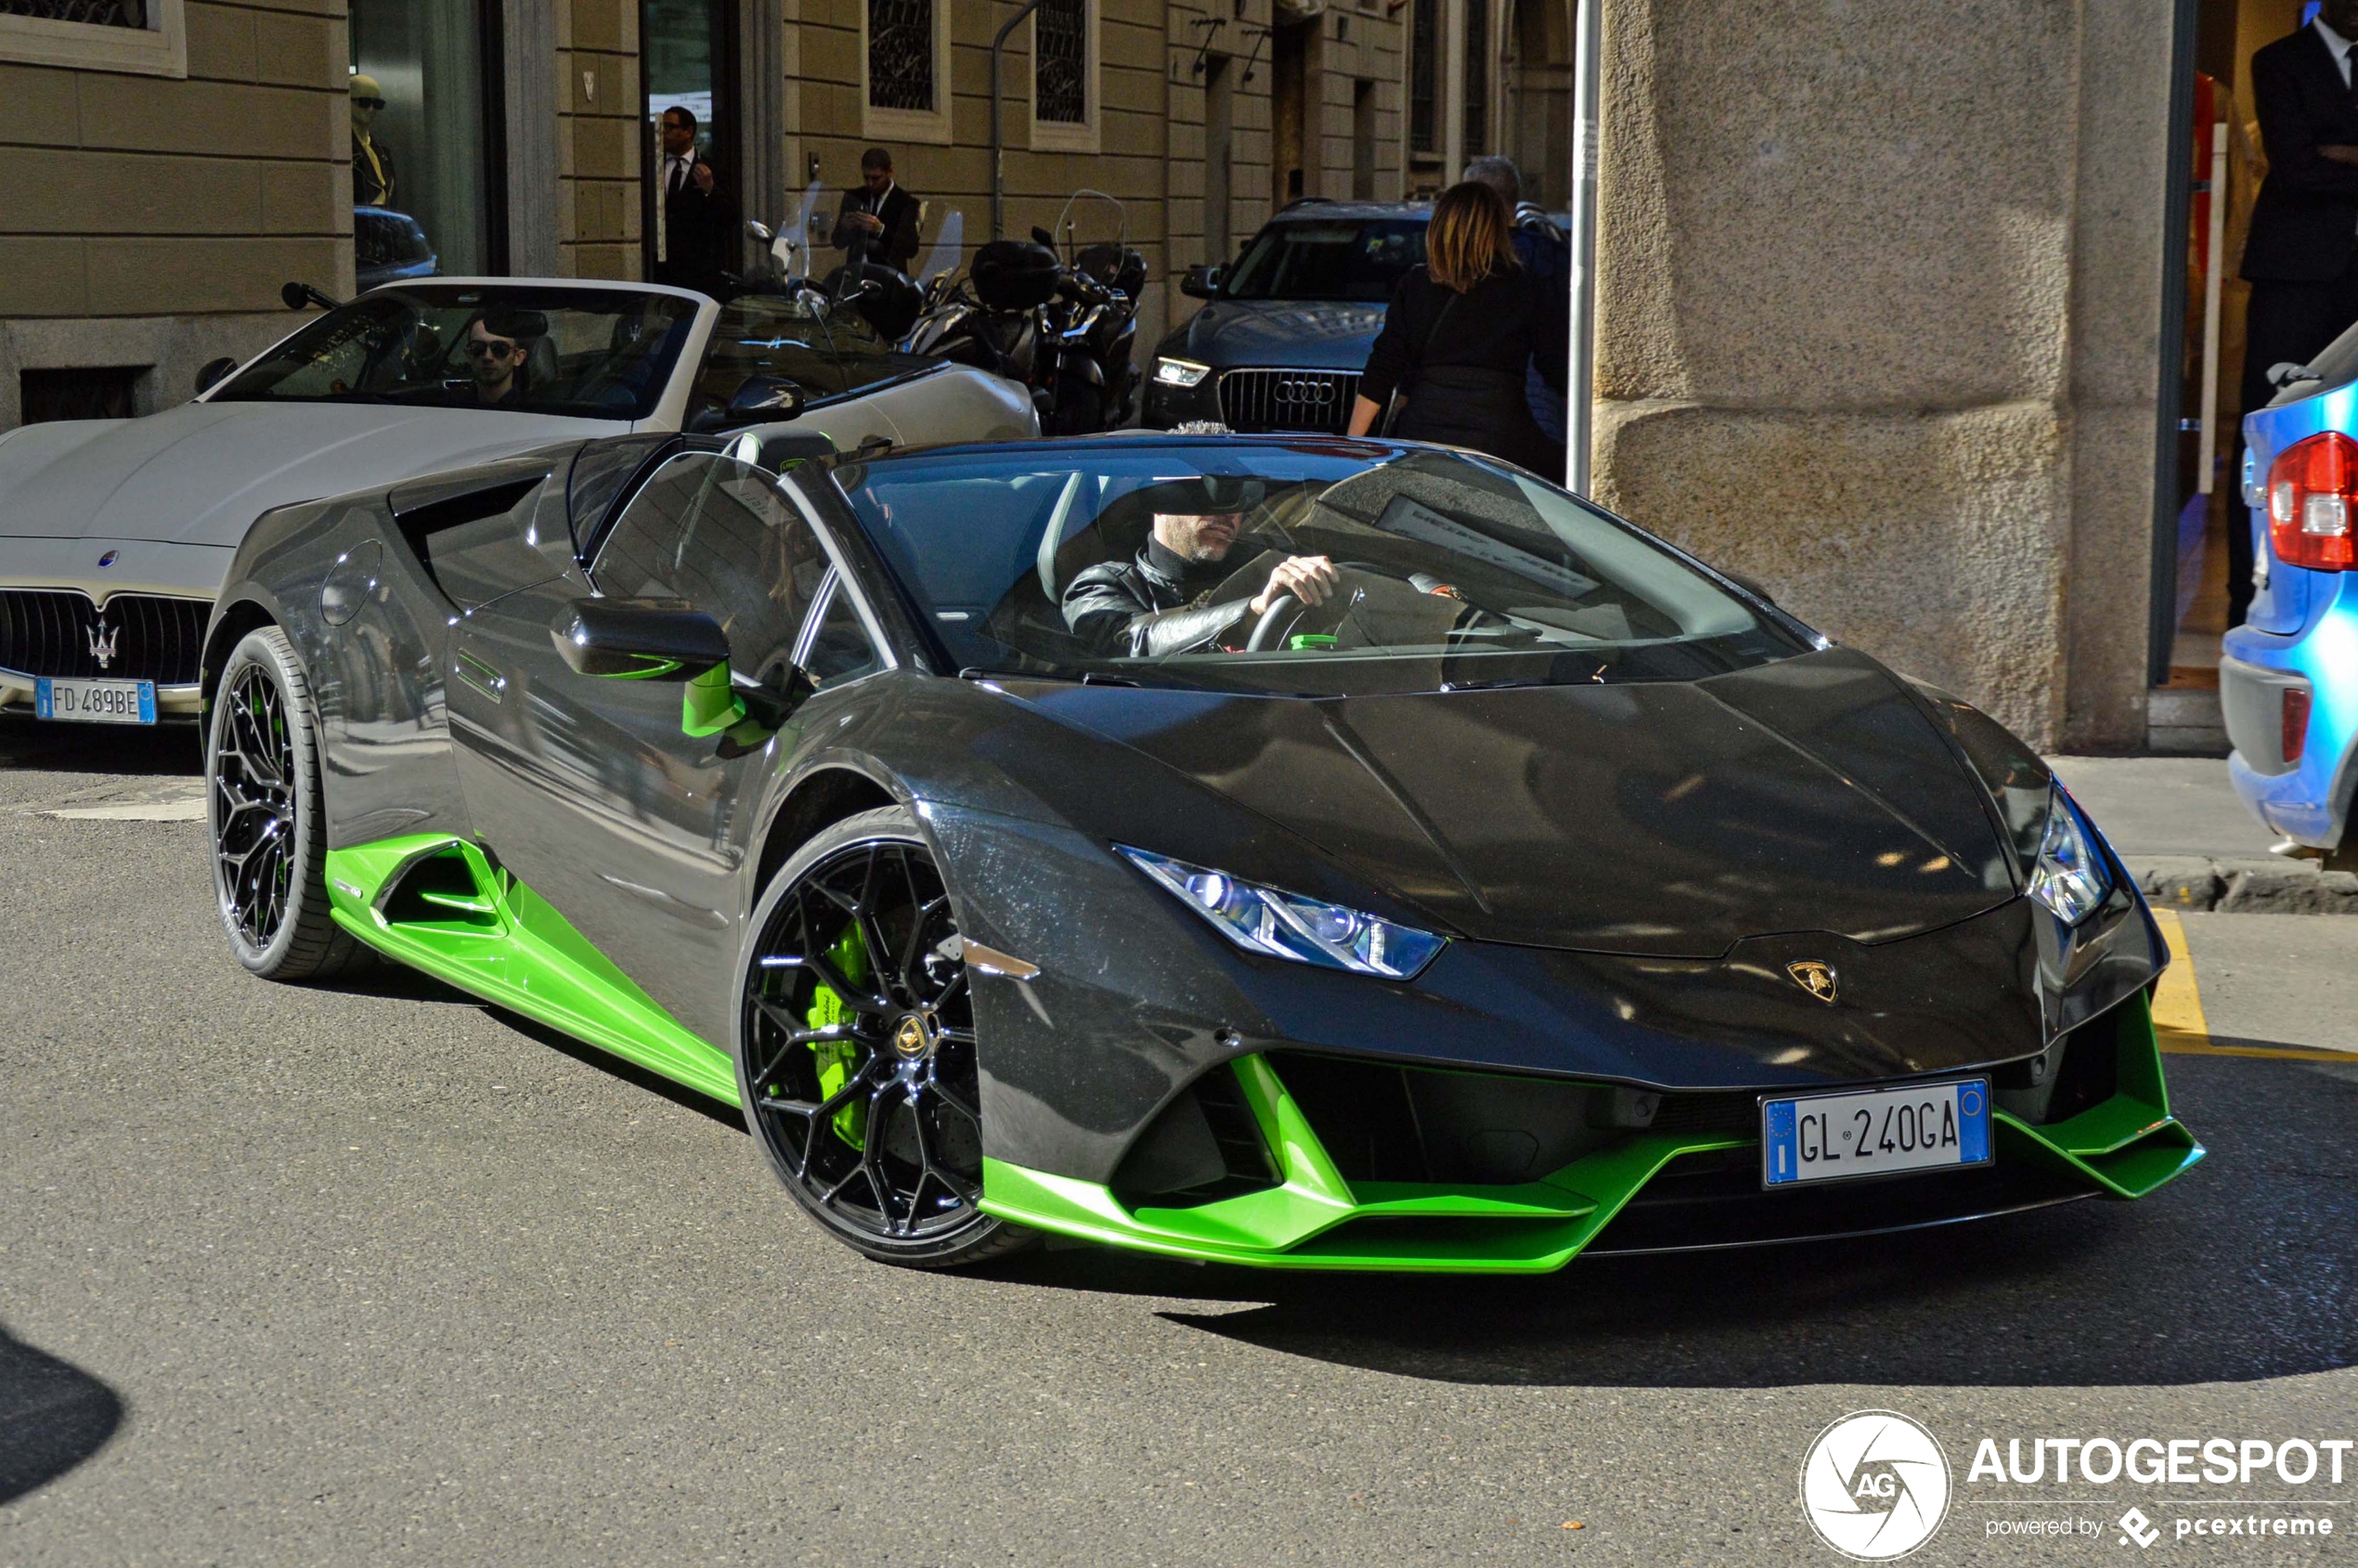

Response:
(212, 286), (700, 420)
(832, 443), (1807, 695)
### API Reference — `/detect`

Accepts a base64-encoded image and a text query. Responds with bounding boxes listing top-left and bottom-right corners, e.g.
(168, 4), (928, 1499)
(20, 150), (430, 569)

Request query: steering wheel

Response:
(1244, 593), (1305, 652)
(1240, 561), (1393, 653)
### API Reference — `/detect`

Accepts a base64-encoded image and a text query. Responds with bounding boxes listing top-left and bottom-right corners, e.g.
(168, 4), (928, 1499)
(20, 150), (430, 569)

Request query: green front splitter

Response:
(979, 997), (2205, 1274)
(326, 835), (2201, 1275)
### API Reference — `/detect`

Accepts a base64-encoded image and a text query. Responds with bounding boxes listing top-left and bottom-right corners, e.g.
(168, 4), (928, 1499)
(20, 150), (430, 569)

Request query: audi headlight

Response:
(1153, 356), (1211, 387)
(1116, 846), (1445, 979)
(2027, 784), (2112, 925)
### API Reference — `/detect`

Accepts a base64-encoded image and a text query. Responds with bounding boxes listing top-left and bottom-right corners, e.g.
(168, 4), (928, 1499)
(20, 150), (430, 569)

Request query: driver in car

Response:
(1061, 477), (1341, 657)
(463, 309), (542, 406)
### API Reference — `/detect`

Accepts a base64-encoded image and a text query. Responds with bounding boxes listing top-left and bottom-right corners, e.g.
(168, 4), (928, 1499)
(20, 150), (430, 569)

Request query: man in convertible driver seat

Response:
(1060, 476), (1341, 657)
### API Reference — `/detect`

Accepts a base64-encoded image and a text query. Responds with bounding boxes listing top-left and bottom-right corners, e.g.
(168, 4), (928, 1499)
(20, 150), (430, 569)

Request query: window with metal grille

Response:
(2, 0), (147, 25)
(866, 0), (934, 112)
(1034, 0), (1088, 125)
(1408, 0), (1437, 153)
(1462, 0), (1488, 153)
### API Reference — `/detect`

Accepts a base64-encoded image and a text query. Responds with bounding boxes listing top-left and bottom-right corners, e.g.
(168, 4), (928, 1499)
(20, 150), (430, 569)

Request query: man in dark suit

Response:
(831, 147), (922, 275)
(2238, 0), (2358, 621)
(654, 105), (723, 293)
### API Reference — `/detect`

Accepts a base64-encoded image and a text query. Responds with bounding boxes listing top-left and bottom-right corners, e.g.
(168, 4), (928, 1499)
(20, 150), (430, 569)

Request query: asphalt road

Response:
(3, 723), (2354, 1567)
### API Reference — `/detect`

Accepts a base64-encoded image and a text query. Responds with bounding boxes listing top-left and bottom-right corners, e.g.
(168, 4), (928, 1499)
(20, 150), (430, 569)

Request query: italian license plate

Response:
(1761, 1079), (1990, 1188)
(35, 676), (157, 725)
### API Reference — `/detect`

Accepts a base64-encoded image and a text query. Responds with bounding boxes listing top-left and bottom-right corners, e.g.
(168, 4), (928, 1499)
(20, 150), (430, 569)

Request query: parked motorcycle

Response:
(900, 191), (1146, 434)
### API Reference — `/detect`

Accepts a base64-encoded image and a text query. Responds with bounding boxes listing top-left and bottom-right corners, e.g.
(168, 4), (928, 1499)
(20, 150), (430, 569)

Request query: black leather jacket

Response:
(1061, 545), (1261, 657)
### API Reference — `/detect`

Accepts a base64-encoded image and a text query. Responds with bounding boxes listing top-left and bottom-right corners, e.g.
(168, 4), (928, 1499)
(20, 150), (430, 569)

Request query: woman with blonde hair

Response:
(1349, 179), (1568, 473)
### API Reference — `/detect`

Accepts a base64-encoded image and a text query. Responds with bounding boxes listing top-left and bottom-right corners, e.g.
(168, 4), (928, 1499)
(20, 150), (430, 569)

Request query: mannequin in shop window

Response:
(350, 74), (395, 209)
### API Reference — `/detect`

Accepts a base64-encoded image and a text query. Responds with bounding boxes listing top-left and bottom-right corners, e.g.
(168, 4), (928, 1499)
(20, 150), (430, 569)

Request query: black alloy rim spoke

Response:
(214, 666), (297, 947)
(743, 833), (986, 1245)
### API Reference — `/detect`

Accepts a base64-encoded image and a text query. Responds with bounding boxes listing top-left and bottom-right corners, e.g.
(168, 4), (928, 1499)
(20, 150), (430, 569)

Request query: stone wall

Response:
(0, 0), (351, 422)
(1588, 0), (2171, 750)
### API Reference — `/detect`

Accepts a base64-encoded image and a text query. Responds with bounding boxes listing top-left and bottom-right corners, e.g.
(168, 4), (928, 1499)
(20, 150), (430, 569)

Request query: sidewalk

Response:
(2047, 756), (2358, 915)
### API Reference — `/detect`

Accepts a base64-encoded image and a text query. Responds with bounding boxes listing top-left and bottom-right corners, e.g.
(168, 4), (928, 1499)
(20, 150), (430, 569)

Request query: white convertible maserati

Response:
(0, 278), (1035, 730)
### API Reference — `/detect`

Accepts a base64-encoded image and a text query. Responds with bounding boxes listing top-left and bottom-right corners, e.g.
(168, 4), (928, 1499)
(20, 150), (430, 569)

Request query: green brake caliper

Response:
(805, 923), (870, 1150)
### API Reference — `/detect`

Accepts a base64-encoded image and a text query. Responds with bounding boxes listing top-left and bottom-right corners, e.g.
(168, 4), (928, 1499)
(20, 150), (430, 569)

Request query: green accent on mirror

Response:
(603, 655), (685, 680)
(680, 661), (746, 736)
(322, 836), (739, 1106)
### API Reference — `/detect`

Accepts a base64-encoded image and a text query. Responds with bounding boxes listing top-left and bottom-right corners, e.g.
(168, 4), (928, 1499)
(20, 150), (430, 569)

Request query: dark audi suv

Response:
(1144, 201), (1427, 435)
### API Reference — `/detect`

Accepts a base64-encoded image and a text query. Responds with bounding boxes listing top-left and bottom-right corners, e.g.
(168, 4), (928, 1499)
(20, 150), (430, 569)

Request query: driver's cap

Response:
(1134, 474), (1265, 515)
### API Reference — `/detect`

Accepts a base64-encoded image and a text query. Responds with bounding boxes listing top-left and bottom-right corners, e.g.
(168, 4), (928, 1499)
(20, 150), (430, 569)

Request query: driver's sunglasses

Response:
(353, 96), (386, 110)
(465, 338), (517, 360)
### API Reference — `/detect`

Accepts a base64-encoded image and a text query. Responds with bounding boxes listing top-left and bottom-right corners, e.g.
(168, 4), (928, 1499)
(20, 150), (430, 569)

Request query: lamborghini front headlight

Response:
(1116, 846), (1445, 979)
(2027, 784), (2112, 925)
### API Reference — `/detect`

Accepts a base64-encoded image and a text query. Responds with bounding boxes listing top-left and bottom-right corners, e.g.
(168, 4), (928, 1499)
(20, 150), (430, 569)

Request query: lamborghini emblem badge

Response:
(892, 1015), (930, 1057)
(1787, 960), (1839, 1004)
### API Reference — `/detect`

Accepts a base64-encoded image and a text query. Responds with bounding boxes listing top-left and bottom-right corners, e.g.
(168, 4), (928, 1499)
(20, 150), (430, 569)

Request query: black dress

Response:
(1360, 263), (1569, 474)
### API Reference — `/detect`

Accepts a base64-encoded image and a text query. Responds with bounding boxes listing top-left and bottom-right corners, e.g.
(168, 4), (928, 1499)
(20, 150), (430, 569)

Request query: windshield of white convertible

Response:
(213, 285), (700, 420)
(832, 442), (1807, 695)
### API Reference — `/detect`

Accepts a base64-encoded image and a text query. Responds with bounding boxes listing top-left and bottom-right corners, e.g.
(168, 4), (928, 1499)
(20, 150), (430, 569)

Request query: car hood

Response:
(1167, 298), (1389, 370)
(0, 400), (627, 548)
(1003, 649), (2015, 957)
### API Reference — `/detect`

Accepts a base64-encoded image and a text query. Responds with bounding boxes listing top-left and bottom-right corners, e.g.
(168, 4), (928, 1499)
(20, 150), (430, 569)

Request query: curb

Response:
(2129, 856), (2358, 916)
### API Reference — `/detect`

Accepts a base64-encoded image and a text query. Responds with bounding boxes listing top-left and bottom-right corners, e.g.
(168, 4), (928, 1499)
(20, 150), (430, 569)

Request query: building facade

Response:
(0, 0), (2204, 750)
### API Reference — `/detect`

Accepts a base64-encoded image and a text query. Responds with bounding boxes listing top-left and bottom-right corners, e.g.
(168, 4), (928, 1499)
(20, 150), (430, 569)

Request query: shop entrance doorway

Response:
(1271, 19), (1310, 206)
(1504, 0), (1574, 211)
(2156, 0), (2309, 743)
(349, 0), (506, 279)
(641, 0), (742, 289)
(1205, 54), (1235, 261)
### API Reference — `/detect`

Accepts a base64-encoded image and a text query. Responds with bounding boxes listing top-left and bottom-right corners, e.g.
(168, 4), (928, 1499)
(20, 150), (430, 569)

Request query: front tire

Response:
(206, 627), (362, 981)
(735, 807), (1034, 1269)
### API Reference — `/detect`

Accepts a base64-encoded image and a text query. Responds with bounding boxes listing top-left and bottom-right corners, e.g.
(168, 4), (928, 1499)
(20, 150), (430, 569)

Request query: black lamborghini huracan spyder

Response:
(198, 432), (2199, 1271)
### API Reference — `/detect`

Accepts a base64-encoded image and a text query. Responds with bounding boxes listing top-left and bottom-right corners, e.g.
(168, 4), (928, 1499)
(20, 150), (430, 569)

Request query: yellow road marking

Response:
(2148, 909), (2209, 1050)
(2150, 908), (2358, 1063)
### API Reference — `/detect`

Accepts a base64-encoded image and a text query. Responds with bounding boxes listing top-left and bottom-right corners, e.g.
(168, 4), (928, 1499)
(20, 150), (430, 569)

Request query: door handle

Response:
(456, 650), (508, 703)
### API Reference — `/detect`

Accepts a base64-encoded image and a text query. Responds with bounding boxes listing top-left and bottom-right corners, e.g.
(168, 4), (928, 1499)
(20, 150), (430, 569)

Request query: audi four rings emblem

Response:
(1272, 380), (1337, 405)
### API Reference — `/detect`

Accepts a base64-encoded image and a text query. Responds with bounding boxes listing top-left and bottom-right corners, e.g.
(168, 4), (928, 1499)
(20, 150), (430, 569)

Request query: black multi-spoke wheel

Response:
(735, 808), (1032, 1268)
(206, 628), (360, 980)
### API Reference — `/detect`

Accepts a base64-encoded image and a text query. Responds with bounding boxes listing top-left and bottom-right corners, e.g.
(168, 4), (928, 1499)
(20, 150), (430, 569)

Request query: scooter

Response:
(1039, 190), (1147, 432)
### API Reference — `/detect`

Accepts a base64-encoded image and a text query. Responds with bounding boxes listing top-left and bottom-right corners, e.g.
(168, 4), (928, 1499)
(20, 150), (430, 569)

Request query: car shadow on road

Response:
(0, 719), (201, 778)
(0, 1324), (123, 1505)
(989, 1055), (2358, 1389)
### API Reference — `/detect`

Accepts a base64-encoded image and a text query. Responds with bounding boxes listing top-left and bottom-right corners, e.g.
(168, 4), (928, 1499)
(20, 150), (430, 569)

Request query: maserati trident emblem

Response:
(1787, 960), (1839, 1004)
(86, 618), (119, 671)
(892, 1015), (930, 1057)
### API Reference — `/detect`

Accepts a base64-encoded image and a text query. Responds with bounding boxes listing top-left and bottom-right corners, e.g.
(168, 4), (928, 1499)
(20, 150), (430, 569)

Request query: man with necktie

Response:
(653, 104), (723, 293)
(2237, 0), (2358, 624)
(831, 147), (922, 276)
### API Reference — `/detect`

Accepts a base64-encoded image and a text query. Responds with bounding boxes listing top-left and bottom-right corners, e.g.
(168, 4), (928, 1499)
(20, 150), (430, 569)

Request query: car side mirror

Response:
(194, 356), (239, 395)
(551, 596), (731, 680)
(1180, 265), (1221, 299)
(280, 280), (341, 312)
(726, 375), (806, 424)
